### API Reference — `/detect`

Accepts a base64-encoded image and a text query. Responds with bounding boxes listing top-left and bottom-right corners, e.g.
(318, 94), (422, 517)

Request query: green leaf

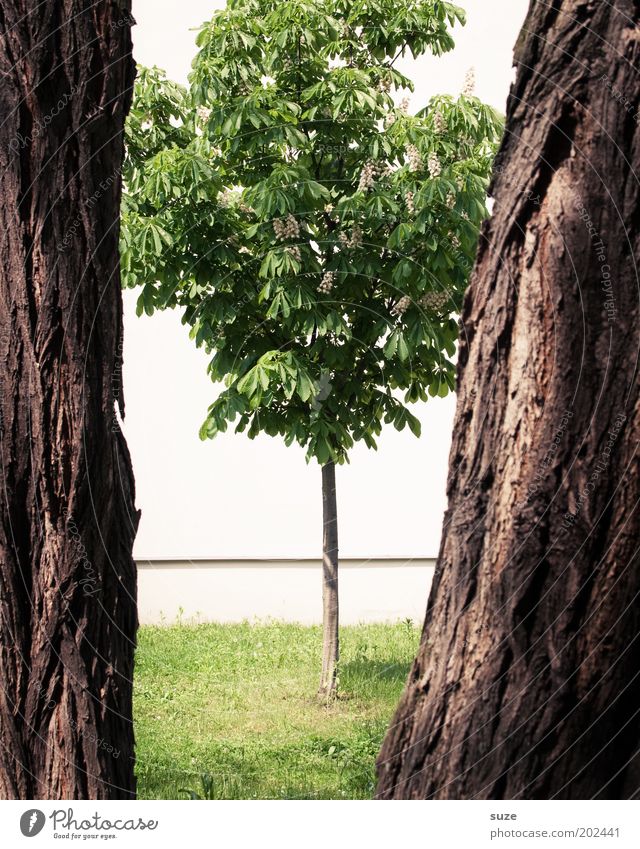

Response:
(397, 334), (410, 363)
(296, 370), (315, 403)
(384, 331), (398, 359)
(237, 368), (259, 398)
(406, 410), (422, 437)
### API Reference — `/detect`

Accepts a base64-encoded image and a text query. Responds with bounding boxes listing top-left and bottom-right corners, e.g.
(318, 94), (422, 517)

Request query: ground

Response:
(134, 620), (420, 799)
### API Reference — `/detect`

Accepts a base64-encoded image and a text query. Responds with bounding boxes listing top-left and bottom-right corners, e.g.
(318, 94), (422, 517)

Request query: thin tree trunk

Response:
(0, 2), (139, 799)
(378, 0), (640, 799)
(319, 461), (339, 697)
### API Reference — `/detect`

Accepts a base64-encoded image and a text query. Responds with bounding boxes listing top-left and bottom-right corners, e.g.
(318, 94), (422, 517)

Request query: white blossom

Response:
(433, 111), (447, 134)
(428, 152), (442, 177)
(357, 160), (389, 191)
(338, 225), (363, 249)
(405, 191), (415, 215)
(358, 160), (376, 191)
(218, 189), (235, 208)
(217, 188), (253, 213)
(420, 291), (450, 310)
(317, 271), (335, 294)
(391, 295), (412, 316)
(273, 214), (300, 240)
(461, 67), (476, 97)
(406, 144), (422, 172)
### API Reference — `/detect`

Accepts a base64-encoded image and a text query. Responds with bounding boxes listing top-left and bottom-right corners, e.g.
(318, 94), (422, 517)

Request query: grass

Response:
(134, 619), (420, 799)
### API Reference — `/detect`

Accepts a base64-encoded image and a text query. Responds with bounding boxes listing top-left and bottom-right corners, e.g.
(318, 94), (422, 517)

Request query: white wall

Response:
(121, 295), (455, 559)
(124, 1), (529, 562)
(137, 559), (436, 625)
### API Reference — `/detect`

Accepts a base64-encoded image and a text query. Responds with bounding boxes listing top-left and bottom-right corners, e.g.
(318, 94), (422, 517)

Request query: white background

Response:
(124, 0), (529, 559)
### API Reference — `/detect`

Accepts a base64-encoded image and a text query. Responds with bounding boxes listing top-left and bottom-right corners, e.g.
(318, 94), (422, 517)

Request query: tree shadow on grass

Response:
(340, 658), (412, 692)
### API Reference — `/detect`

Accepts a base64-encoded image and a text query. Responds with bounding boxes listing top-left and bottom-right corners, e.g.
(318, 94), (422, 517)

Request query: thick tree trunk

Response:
(319, 461), (339, 698)
(0, 2), (139, 799)
(378, 0), (640, 799)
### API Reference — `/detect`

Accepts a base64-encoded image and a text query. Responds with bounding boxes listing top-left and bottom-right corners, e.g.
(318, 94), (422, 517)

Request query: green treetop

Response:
(121, 0), (503, 465)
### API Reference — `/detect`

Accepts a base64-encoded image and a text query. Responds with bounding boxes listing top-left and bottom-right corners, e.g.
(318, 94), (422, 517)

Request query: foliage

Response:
(122, 0), (503, 463)
(134, 620), (420, 799)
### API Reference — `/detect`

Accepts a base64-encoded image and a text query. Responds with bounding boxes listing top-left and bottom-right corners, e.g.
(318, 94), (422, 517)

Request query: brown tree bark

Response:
(318, 461), (339, 698)
(0, 2), (139, 798)
(378, 0), (640, 799)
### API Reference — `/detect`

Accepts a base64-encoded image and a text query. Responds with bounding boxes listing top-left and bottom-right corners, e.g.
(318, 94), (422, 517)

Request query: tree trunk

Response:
(319, 461), (339, 697)
(378, 0), (640, 800)
(0, 2), (139, 799)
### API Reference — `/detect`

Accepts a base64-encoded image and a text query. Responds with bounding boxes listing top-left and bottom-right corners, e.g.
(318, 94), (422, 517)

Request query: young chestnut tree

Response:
(121, 0), (502, 697)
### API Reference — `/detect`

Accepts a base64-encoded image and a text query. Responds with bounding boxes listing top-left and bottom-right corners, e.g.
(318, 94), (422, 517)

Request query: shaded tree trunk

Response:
(378, 0), (640, 799)
(0, 2), (139, 798)
(319, 461), (339, 697)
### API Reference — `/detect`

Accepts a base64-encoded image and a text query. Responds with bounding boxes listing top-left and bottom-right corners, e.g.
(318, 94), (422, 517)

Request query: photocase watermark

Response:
(573, 192), (617, 324)
(20, 809), (46, 837)
(460, 622), (492, 648)
(519, 409), (574, 507)
(110, 333), (125, 434)
(316, 143), (353, 156)
(311, 371), (333, 414)
(109, 11), (135, 30)
(51, 808), (158, 836)
(19, 807), (158, 839)
(250, 141), (356, 160)
(35, 683), (121, 759)
(68, 716), (120, 759)
(67, 516), (100, 597)
(7, 10), (136, 156)
(8, 86), (80, 154)
(59, 170), (121, 252)
(600, 73), (640, 126)
(561, 413), (626, 532)
(493, 163), (541, 208)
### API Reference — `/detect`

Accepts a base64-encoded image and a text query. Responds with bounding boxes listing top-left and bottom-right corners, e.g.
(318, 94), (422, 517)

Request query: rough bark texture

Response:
(319, 461), (339, 697)
(378, 0), (640, 799)
(0, 2), (139, 799)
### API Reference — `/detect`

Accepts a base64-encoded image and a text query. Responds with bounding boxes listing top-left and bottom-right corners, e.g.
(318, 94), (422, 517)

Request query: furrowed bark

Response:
(0, 1), (139, 799)
(319, 461), (339, 698)
(378, 0), (640, 799)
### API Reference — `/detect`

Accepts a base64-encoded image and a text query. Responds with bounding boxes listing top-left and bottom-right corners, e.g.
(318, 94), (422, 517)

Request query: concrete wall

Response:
(137, 558), (436, 626)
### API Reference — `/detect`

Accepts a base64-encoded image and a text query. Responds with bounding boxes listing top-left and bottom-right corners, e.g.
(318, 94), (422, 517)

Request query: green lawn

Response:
(134, 620), (420, 799)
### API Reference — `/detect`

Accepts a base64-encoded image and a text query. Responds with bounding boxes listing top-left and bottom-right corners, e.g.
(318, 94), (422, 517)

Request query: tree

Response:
(0, 3), (139, 798)
(377, 0), (640, 799)
(121, 0), (502, 696)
